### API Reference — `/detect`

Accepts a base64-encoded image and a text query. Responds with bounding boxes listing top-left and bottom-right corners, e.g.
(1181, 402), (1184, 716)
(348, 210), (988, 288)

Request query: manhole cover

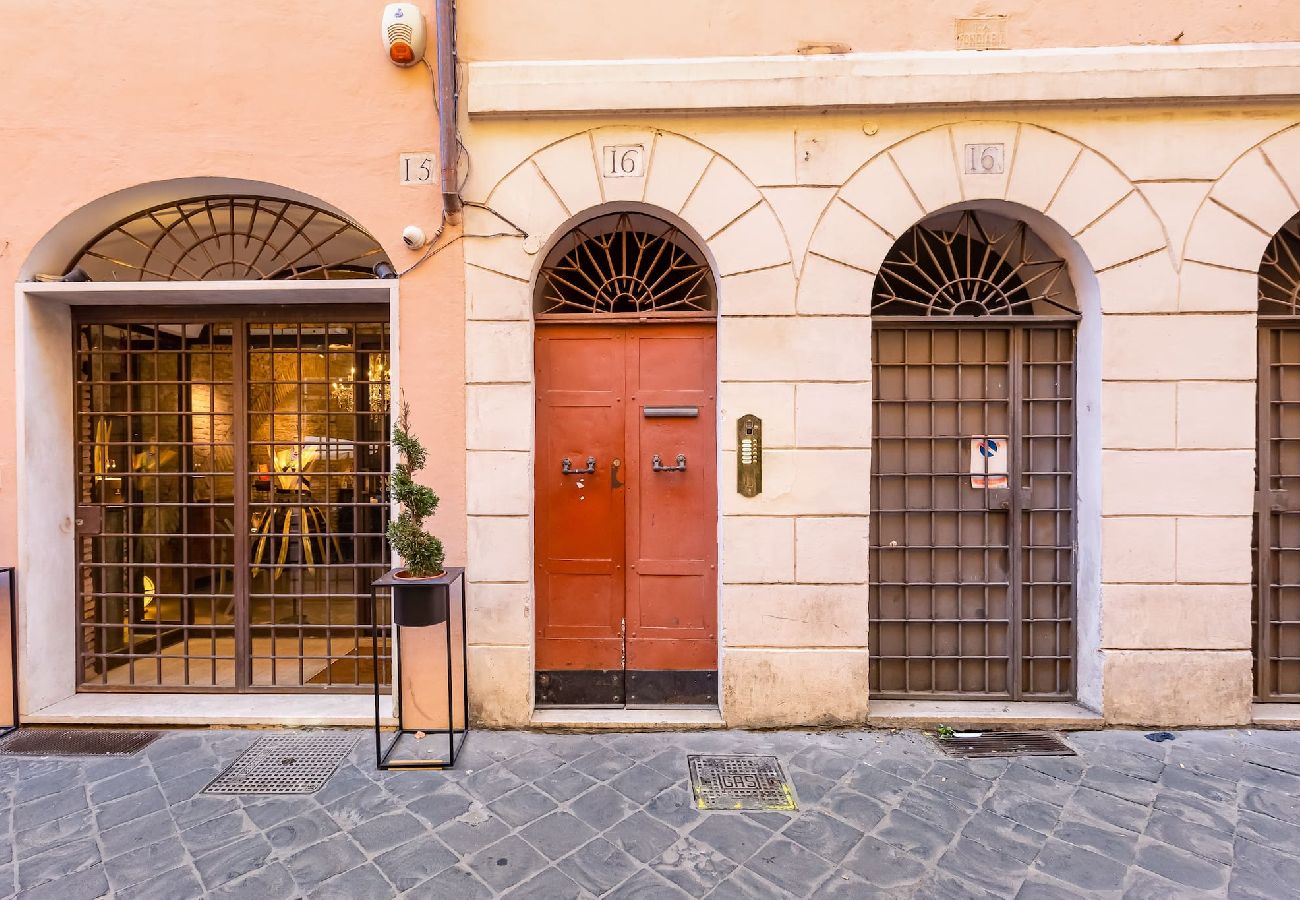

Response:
(204, 734), (356, 795)
(0, 728), (161, 757)
(934, 731), (1076, 758)
(688, 755), (797, 811)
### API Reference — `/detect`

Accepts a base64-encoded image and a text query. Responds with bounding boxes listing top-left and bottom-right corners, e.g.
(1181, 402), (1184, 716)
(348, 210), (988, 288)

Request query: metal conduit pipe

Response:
(435, 0), (462, 225)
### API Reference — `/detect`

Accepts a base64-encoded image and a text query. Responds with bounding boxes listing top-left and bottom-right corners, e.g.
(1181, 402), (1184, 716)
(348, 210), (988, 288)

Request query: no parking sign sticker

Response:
(969, 436), (1008, 489)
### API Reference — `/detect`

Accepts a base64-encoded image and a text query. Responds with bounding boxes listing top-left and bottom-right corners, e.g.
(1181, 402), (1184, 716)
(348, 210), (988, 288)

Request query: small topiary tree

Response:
(386, 398), (445, 578)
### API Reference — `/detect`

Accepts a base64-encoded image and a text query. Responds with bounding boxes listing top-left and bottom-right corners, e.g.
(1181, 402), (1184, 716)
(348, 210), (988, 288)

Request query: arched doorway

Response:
(532, 211), (719, 707)
(869, 209), (1080, 699)
(68, 195), (395, 692)
(1255, 210), (1300, 702)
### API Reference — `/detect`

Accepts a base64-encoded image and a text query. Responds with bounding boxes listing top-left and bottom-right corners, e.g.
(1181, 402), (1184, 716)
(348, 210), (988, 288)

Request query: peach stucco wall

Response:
(0, 1), (465, 718)
(458, 0), (1299, 61)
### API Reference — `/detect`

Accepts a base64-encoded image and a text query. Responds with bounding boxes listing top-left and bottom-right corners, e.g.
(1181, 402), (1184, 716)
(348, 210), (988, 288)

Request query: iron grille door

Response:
(74, 309), (391, 692)
(1255, 324), (1300, 701)
(870, 324), (1075, 699)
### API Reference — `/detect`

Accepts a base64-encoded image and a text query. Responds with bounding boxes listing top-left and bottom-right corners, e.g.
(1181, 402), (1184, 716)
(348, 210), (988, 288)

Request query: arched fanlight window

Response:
(66, 195), (390, 282)
(872, 210), (1079, 317)
(1260, 211), (1300, 315)
(535, 212), (715, 319)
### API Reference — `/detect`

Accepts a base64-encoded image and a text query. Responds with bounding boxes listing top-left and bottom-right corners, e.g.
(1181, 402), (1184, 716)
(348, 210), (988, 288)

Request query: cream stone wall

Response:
(460, 100), (1300, 728)
(459, 0), (1297, 60)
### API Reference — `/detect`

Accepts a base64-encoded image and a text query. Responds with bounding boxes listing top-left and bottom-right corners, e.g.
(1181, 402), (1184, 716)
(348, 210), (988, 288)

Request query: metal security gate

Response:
(1255, 210), (1300, 700)
(74, 307), (391, 692)
(1255, 324), (1300, 700)
(868, 211), (1078, 700)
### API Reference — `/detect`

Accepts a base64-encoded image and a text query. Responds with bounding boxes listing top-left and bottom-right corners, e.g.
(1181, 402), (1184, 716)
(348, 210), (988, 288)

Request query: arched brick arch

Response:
(799, 121), (1174, 316)
(1183, 124), (1300, 312)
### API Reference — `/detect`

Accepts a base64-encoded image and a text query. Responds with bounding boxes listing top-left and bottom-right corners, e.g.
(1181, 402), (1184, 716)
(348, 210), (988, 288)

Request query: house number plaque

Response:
(602, 144), (645, 178)
(964, 144), (1005, 175)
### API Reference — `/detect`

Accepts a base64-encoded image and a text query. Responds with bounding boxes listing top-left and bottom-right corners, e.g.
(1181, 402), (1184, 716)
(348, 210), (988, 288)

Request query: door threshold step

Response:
(868, 700), (1102, 731)
(26, 693), (396, 728)
(531, 707), (725, 731)
(1252, 703), (1300, 728)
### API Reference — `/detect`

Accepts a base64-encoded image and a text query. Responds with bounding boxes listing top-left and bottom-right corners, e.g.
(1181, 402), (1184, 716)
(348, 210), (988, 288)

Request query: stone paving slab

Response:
(1, 727), (1298, 898)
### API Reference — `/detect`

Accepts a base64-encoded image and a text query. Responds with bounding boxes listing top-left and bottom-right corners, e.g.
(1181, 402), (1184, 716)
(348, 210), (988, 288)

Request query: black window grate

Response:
(934, 730), (1076, 758)
(0, 728), (162, 757)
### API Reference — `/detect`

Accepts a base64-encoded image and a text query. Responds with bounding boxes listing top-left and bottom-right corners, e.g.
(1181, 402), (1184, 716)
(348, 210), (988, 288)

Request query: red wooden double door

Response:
(535, 322), (718, 706)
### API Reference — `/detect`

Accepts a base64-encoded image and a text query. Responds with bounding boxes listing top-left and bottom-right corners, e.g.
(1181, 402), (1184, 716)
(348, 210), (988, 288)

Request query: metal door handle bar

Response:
(561, 456), (596, 475)
(652, 454), (687, 472)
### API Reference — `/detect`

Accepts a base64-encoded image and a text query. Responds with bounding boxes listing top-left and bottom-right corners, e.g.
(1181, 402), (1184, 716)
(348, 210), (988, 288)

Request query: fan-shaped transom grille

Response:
(68, 195), (390, 282)
(1260, 212), (1300, 316)
(873, 210), (1078, 318)
(536, 212), (715, 319)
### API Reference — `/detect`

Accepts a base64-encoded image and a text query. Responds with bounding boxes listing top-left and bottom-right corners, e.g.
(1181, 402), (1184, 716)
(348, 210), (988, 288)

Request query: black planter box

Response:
(370, 567), (468, 770)
(376, 568), (453, 627)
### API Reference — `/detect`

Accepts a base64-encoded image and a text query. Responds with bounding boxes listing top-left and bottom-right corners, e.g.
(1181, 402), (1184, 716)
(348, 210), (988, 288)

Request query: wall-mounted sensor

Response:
(402, 225), (427, 250)
(382, 3), (427, 67)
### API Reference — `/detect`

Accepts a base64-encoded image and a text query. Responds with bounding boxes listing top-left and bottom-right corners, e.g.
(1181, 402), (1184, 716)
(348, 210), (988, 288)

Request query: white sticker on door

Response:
(969, 436), (1008, 489)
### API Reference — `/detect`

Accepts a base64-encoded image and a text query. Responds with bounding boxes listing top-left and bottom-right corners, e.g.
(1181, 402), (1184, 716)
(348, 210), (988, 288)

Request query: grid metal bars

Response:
(870, 323), (1076, 700)
(66, 195), (391, 283)
(535, 212), (715, 320)
(1255, 323), (1300, 700)
(73, 307), (392, 692)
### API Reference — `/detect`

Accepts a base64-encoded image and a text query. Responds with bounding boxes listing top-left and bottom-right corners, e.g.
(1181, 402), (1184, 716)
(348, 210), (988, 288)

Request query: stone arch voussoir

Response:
(465, 127), (795, 316)
(802, 121), (1171, 316)
(1182, 124), (1300, 313)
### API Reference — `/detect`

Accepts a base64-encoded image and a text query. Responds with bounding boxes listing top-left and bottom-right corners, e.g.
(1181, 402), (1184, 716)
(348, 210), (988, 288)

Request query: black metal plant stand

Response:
(0, 568), (17, 739)
(371, 567), (468, 769)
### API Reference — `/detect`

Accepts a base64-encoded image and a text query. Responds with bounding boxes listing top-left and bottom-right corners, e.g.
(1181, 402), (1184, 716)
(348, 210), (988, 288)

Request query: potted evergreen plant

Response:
(385, 398), (449, 626)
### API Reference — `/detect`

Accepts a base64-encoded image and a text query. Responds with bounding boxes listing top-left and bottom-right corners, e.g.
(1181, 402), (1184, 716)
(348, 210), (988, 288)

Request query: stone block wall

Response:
(457, 111), (1300, 728)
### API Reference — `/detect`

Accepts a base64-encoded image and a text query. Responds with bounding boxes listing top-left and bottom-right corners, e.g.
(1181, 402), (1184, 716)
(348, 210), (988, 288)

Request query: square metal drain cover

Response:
(0, 728), (161, 757)
(935, 731), (1076, 758)
(204, 734), (356, 795)
(688, 755), (797, 811)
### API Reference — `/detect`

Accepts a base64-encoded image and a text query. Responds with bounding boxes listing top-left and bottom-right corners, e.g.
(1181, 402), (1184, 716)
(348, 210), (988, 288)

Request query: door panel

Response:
(870, 324), (1074, 700)
(1256, 325), (1300, 700)
(626, 329), (717, 673)
(535, 323), (718, 706)
(534, 331), (626, 675)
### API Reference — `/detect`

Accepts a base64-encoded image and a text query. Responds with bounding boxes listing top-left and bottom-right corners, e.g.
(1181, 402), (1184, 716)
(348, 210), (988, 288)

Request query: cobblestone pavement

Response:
(2, 727), (1299, 898)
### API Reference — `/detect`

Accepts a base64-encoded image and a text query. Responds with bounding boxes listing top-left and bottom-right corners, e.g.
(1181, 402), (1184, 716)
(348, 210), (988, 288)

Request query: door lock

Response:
(611, 457), (623, 488)
(651, 453), (687, 472)
(561, 456), (596, 475)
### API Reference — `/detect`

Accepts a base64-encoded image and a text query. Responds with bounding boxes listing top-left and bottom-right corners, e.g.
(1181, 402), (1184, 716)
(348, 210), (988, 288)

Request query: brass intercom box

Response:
(737, 414), (762, 497)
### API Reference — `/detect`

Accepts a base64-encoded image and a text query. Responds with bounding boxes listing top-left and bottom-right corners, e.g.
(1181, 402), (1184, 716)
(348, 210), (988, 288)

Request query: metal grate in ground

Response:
(688, 754), (797, 811)
(934, 731), (1076, 758)
(204, 734), (356, 795)
(0, 728), (161, 757)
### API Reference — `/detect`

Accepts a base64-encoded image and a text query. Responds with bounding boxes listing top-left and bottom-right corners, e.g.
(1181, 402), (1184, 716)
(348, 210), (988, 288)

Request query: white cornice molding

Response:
(467, 42), (1300, 117)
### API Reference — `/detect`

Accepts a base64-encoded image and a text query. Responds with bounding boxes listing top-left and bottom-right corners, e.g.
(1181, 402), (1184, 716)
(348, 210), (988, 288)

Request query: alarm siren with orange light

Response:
(382, 3), (426, 67)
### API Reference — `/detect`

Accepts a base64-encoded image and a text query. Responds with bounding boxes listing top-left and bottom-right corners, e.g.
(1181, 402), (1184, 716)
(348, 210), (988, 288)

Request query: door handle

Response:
(652, 453), (687, 473)
(611, 458), (623, 488)
(561, 456), (596, 476)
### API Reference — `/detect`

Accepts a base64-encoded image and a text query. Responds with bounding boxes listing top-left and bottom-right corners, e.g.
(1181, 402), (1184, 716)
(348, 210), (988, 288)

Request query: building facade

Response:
(2, 2), (1300, 733)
